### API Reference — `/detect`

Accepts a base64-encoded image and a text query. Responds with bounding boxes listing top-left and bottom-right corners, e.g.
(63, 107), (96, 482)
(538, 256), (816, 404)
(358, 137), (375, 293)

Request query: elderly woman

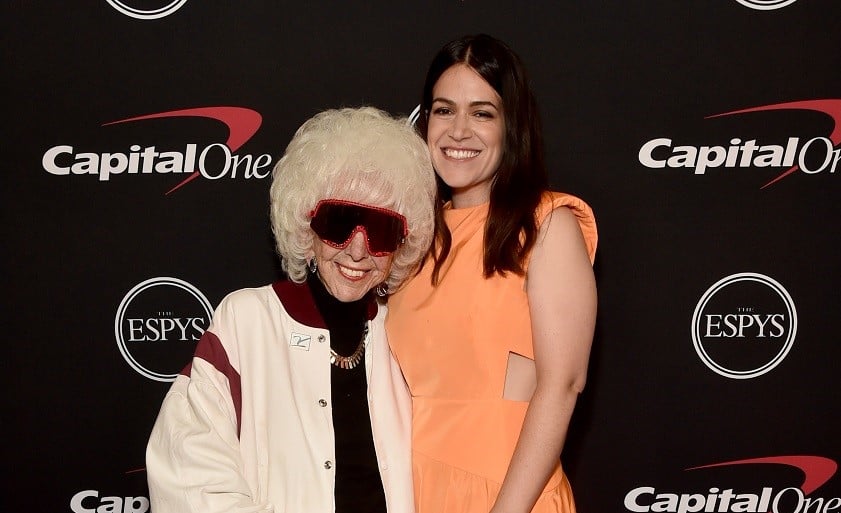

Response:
(146, 107), (436, 513)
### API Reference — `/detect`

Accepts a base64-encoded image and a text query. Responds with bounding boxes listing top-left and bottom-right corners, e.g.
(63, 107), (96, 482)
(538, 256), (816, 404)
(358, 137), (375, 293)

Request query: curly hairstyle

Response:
(270, 106), (436, 293)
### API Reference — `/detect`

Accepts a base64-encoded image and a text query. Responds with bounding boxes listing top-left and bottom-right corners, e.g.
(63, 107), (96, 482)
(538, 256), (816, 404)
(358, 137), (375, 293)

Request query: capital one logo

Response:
(71, 489), (149, 513)
(42, 106), (273, 195)
(638, 99), (841, 188)
(691, 272), (797, 379)
(105, 0), (188, 20)
(625, 455), (839, 513)
(115, 277), (212, 381)
(734, 0), (799, 10)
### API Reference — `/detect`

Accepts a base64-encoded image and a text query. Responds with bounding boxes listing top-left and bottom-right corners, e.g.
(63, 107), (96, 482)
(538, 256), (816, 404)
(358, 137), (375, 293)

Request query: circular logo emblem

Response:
(691, 272), (797, 379)
(734, 0), (799, 10)
(115, 277), (212, 381)
(105, 0), (188, 20)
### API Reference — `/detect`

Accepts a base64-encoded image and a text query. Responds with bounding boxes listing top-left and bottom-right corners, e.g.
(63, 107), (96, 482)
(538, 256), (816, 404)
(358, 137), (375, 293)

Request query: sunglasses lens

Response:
(311, 205), (356, 244)
(311, 201), (406, 254)
(364, 213), (405, 254)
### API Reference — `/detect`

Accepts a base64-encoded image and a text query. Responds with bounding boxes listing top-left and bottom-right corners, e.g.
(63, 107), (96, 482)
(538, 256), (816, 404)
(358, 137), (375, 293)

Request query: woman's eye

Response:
(432, 107), (452, 116)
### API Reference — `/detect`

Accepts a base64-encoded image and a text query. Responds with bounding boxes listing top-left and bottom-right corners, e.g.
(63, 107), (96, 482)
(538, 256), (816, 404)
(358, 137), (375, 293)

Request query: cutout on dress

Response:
(503, 351), (536, 401)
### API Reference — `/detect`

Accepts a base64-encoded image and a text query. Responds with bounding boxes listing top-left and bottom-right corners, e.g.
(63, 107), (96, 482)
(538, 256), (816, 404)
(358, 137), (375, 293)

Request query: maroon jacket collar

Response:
(271, 279), (378, 328)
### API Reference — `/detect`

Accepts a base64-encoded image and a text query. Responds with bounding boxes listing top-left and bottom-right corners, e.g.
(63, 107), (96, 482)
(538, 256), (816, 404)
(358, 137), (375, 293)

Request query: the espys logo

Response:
(734, 0), (799, 10)
(638, 99), (841, 188)
(42, 106), (273, 195)
(115, 277), (212, 382)
(624, 455), (838, 513)
(105, 0), (188, 20)
(692, 273), (796, 379)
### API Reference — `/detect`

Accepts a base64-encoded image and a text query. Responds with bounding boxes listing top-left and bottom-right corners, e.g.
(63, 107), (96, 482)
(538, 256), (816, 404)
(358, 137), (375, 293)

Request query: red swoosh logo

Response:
(103, 106), (263, 194)
(688, 455), (837, 494)
(706, 99), (841, 188)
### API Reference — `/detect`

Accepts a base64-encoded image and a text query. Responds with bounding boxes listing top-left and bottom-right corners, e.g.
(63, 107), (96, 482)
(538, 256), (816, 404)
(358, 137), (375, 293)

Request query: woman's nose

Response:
(346, 230), (369, 260)
(449, 114), (472, 140)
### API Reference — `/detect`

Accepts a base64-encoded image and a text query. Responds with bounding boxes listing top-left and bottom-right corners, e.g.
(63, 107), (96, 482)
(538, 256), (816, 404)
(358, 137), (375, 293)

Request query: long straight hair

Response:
(417, 34), (548, 283)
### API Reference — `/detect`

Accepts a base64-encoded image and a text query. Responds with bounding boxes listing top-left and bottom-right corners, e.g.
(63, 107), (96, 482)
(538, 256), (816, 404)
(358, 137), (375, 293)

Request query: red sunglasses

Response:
(309, 199), (408, 256)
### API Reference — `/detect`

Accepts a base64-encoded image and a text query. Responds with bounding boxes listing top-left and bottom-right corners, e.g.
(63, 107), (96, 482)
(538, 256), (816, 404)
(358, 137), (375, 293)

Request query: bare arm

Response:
(490, 206), (597, 513)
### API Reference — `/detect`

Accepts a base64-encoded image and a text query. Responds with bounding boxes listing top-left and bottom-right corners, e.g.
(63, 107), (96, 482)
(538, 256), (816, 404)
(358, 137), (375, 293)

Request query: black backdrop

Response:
(4, 1), (839, 512)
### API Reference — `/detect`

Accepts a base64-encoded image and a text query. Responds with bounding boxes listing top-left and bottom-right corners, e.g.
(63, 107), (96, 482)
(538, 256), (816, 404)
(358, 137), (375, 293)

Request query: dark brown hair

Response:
(417, 34), (548, 283)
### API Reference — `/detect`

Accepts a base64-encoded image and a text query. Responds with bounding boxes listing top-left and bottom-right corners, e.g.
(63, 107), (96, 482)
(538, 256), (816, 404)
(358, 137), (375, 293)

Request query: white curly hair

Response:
(270, 106), (436, 292)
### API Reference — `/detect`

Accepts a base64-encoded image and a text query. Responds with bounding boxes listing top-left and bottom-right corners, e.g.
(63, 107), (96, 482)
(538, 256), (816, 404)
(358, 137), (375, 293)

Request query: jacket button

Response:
(318, 334), (326, 343)
(318, 399), (328, 407)
(324, 460), (332, 469)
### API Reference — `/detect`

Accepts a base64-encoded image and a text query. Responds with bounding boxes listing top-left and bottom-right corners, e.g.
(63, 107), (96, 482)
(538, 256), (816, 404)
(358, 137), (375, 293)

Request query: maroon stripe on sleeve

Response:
(191, 331), (244, 439)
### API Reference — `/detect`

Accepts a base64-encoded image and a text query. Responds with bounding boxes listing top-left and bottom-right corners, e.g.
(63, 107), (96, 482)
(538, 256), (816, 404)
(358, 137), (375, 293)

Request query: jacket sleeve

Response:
(146, 334), (273, 513)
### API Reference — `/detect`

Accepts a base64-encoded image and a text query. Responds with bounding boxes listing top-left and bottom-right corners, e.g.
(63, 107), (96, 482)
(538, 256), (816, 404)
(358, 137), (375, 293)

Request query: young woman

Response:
(386, 35), (598, 513)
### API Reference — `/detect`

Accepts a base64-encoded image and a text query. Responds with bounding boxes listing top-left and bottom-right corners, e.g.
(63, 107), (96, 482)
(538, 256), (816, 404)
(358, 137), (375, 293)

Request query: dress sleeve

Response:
(535, 191), (598, 264)
(146, 330), (272, 513)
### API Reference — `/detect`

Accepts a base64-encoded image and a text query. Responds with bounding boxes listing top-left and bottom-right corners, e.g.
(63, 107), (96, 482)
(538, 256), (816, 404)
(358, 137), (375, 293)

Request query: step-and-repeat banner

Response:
(4, 1), (839, 512)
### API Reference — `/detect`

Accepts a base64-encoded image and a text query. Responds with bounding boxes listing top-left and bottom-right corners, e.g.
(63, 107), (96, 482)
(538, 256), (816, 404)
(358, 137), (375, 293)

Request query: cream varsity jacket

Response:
(146, 281), (414, 513)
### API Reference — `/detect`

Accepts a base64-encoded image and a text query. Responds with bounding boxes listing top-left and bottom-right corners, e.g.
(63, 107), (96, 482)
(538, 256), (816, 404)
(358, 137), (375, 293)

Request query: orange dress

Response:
(386, 191), (597, 513)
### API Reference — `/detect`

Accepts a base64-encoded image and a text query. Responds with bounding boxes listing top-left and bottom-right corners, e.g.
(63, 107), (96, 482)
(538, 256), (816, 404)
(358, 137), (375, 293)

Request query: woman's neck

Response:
(307, 274), (369, 354)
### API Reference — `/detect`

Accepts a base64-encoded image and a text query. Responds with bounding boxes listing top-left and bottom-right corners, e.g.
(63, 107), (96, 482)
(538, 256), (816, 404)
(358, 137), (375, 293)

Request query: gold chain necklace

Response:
(329, 322), (368, 370)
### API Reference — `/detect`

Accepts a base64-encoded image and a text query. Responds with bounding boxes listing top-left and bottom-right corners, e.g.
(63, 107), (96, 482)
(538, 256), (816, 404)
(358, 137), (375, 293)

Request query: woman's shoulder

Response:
(537, 190), (594, 216)
(218, 283), (277, 306)
(537, 191), (598, 263)
(210, 283), (284, 322)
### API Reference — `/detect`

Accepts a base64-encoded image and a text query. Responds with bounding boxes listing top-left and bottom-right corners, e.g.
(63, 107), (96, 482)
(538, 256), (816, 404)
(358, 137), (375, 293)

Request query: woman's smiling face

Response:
(312, 231), (393, 302)
(426, 64), (504, 208)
